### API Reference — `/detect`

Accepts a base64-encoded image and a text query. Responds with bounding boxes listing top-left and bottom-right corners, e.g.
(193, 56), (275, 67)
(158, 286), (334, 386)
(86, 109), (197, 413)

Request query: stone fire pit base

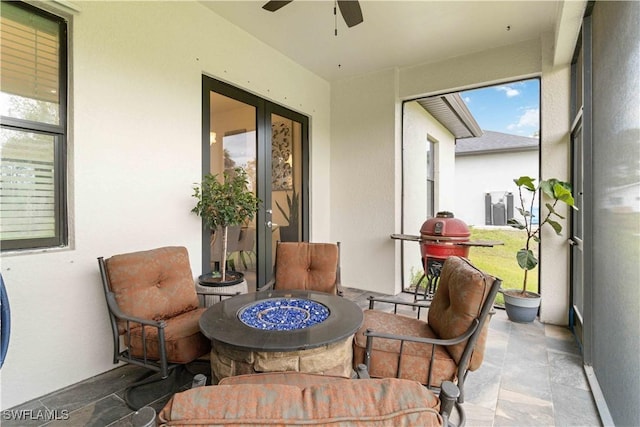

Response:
(210, 335), (354, 382)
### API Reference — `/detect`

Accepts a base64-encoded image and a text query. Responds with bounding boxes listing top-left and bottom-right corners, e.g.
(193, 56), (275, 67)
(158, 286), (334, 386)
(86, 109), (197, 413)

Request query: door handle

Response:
(266, 221), (273, 229)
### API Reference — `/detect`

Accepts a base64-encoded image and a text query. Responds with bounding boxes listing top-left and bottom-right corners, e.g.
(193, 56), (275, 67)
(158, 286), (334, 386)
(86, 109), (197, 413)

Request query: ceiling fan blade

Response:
(337, 0), (363, 28)
(262, 1), (294, 12)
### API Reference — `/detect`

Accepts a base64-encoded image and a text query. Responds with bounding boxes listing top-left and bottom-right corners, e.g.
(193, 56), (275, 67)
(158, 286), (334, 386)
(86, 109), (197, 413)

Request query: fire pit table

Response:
(199, 289), (363, 382)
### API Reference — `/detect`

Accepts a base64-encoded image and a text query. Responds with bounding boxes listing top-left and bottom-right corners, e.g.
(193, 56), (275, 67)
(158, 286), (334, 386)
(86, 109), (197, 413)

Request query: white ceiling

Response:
(201, 1), (562, 82)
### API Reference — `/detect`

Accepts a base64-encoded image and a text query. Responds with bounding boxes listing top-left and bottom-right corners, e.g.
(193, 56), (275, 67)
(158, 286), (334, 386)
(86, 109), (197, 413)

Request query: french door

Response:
(570, 115), (585, 347)
(201, 76), (309, 291)
(569, 13), (592, 360)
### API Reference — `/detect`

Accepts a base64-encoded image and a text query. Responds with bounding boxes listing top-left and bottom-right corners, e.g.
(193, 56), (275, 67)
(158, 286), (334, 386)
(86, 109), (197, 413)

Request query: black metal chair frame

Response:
(98, 256), (239, 409)
(363, 274), (502, 404)
(99, 257), (240, 377)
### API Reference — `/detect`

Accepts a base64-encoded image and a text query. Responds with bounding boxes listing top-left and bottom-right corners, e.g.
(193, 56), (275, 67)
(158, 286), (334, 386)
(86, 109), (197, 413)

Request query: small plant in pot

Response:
(192, 167), (261, 284)
(275, 189), (299, 242)
(503, 176), (576, 323)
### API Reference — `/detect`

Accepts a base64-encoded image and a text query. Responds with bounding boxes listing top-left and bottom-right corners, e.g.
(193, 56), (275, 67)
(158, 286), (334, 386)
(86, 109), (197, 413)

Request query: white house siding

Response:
(0, 1), (331, 410)
(401, 102), (457, 290)
(454, 150), (539, 227)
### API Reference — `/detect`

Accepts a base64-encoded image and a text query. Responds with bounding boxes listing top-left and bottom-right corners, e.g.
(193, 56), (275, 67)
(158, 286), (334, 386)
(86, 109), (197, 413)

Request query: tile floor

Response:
(3, 288), (602, 426)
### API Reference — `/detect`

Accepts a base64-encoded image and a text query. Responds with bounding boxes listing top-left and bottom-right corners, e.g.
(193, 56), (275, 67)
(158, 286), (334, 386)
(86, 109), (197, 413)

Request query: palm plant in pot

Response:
(275, 189), (299, 242)
(192, 167), (261, 284)
(504, 176), (576, 323)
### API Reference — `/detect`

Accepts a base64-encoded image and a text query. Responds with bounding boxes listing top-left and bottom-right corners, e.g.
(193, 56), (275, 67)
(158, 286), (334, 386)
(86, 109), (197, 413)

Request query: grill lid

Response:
(420, 211), (471, 240)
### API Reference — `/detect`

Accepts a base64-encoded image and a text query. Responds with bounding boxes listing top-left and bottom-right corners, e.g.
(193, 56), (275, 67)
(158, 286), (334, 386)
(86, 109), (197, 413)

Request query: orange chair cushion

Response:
(159, 378), (443, 426)
(105, 246), (200, 334)
(127, 307), (210, 364)
(427, 256), (494, 370)
(274, 242), (339, 294)
(353, 310), (457, 387)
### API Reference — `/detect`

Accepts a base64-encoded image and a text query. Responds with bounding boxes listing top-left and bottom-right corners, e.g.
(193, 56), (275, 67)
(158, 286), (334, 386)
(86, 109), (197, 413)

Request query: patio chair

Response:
(258, 241), (343, 296)
(352, 256), (501, 403)
(98, 246), (224, 409)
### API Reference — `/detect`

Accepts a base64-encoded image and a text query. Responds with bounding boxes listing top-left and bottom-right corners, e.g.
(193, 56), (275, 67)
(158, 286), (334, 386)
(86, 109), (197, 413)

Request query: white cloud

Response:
(496, 86), (520, 97)
(518, 108), (539, 127)
(464, 96), (471, 103)
(508, 108), (539, 132)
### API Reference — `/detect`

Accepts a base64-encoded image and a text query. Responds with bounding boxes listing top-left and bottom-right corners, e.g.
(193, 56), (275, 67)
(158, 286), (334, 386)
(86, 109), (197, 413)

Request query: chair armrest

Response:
(257, 278), (275, 292)
(354, 363), (370, 379)
(106, 292), (165, 329)
(195, 289), (241, 302)
(335, 281), (344, 297)
(364, 319), (479, 347)
(368, 295), (432, 309)
(367, 295), (432, 318)
(439, 381), (465, 427)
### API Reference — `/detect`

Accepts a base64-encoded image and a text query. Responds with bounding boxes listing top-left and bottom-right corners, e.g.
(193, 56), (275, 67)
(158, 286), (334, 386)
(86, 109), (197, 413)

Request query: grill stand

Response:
(391, 233), (503, 303)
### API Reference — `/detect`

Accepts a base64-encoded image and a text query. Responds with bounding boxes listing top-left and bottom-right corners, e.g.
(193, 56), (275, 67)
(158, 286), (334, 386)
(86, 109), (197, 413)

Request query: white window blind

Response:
(1, 129), (56, 241)
(1, 2), (66, 251)
(1, 2), (60, 106)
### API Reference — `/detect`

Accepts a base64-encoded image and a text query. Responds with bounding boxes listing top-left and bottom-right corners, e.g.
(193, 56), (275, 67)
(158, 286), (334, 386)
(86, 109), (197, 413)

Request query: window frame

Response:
(0, 1), (69, 252)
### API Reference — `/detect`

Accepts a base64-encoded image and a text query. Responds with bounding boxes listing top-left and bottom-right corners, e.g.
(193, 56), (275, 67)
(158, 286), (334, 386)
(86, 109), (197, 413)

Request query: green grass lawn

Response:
(467, 227), (539, 306)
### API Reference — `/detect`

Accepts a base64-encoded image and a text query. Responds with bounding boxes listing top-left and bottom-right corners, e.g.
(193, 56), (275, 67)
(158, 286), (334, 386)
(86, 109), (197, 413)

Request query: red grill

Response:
(391, 211), (502, 302)
(420, 211), (471, 262)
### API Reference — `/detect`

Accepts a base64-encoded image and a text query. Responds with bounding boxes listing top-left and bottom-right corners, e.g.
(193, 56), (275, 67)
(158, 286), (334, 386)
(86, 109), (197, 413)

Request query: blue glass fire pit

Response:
(238, 298), (330, 331)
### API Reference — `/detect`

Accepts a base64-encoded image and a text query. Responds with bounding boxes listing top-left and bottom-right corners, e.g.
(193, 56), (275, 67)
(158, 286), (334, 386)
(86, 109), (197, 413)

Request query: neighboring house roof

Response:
(456, 130), (539, 155)
(417, 93), (483, 139)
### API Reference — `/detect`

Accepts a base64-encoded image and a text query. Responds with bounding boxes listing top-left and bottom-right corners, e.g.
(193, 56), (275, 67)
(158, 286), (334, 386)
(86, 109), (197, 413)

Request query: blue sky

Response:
(461, 78), (540, 137)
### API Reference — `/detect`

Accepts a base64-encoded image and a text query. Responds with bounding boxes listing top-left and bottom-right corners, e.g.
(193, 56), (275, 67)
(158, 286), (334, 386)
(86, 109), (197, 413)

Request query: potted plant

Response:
(192, 167), (261, 284)
(275, 189), (299, 242)
(503, 175), (576, 322)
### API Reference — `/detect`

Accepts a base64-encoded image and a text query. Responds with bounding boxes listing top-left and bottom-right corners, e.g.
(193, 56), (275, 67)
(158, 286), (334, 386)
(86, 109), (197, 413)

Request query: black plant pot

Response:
(198, 271), (245, 287)
(278, 225), (298, 242)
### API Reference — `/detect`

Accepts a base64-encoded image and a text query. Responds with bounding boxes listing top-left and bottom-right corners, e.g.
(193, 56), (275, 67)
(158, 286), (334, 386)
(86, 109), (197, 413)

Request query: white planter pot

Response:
(502, 290), (541, 323)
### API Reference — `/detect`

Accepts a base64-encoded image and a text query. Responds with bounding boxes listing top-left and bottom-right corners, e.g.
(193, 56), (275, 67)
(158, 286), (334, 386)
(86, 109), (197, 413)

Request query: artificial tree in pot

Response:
(192, 167), (261, 282)
(504, 175), (576, 322)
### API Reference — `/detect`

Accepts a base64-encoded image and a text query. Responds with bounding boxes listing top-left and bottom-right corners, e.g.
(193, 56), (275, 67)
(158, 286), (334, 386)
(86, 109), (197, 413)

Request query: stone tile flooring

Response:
(4, 288), (602, 426)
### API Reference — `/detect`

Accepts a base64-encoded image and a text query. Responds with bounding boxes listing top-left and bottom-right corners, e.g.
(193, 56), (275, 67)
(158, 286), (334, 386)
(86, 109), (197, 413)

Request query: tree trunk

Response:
(221, 225), (228, 282)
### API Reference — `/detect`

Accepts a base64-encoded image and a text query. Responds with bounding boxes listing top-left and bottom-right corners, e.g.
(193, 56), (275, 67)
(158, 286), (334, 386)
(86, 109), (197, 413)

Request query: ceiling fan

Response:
(262, 1), (364, 28)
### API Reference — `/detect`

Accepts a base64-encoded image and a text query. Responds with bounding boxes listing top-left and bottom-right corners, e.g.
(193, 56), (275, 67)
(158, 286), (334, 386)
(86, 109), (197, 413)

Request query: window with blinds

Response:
(1, 2), (67, 251)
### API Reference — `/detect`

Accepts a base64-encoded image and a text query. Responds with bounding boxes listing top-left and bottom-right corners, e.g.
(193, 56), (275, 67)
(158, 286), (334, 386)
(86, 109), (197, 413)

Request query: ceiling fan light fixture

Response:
(262, 0), (363, 29)
(262, 1), (293, 12)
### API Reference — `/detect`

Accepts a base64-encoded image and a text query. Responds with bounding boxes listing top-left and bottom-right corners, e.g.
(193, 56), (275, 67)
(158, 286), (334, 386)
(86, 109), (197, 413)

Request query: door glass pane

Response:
(209, 92), (257, 291)
(571, 121), (584, 336)
(271, 114), (302, 249)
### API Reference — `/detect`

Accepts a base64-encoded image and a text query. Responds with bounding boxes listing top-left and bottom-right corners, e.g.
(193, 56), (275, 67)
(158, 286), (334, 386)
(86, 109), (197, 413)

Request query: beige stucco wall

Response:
(0, 1), (331, 410)
(330, 68), (402, 294)
(538, 31), (572, 324)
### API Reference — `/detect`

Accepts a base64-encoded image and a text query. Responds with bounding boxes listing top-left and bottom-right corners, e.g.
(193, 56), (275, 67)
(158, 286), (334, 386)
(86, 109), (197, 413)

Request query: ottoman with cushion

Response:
(158, 371), (462, 426)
